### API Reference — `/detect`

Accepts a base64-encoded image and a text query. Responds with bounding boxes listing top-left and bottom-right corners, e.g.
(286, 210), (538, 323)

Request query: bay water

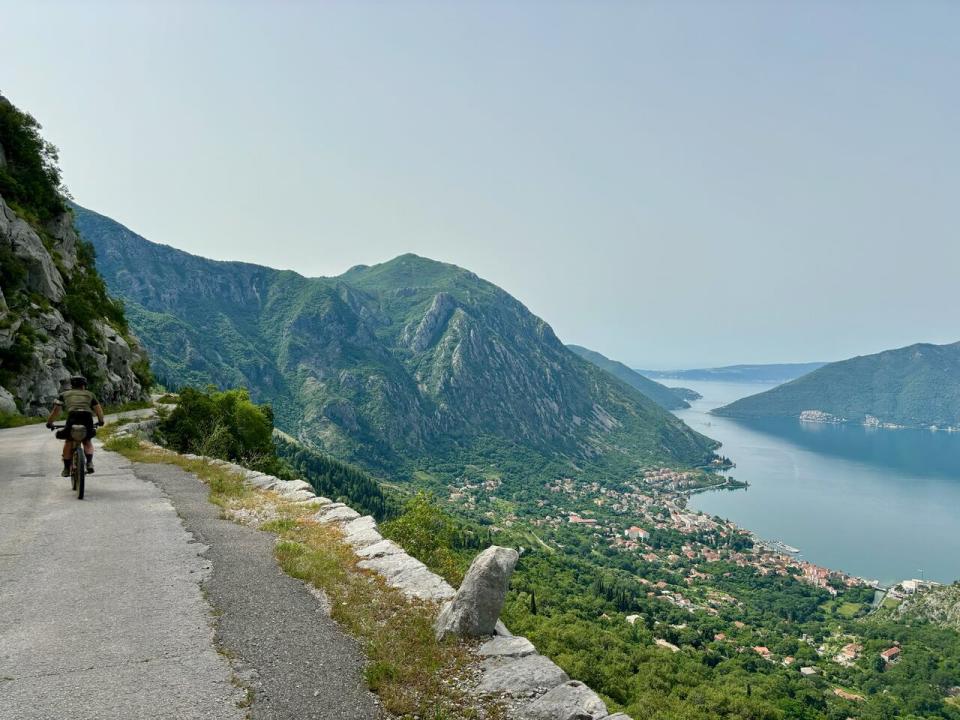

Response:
(675, 380), (960, 585)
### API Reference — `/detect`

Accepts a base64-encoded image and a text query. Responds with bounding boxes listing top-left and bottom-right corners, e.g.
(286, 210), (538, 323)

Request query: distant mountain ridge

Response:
(640, 362), (827, 384)
(714, 342), (960, 429)
(566, 344), (690, 410)
(74, 204), (717, 479)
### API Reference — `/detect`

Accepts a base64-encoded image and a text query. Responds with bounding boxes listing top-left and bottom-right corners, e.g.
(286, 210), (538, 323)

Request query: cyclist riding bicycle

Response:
(45, 376), (105, 477)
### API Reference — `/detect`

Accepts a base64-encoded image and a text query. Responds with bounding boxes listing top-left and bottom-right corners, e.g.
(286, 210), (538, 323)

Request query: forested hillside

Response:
(715, 342), (960, 428)
(567, 344), (690, 410)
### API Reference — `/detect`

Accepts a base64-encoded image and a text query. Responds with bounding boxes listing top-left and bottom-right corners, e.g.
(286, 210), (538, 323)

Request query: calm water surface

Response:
(675, 380), (960, 585)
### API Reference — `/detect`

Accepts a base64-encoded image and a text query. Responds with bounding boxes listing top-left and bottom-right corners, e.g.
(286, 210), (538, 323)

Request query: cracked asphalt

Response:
(0, 421), (379, 720)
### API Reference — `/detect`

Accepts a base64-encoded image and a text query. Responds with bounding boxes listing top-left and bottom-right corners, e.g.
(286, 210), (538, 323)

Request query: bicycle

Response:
(51, 423), (91, 499)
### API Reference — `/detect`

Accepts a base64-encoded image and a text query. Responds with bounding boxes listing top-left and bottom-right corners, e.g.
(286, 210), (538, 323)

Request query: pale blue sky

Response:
(2, 0), (957, 367)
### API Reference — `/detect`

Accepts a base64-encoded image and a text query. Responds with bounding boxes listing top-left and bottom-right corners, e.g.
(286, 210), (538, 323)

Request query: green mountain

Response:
(641, 362), (826, 384)
(567, 344), (690, 410)
(0, 95), (148, 419)
(714, 342), (960, 428)
(74, 205), (717, 479)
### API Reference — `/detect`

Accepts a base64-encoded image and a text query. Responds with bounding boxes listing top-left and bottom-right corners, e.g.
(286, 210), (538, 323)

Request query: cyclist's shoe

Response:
(86, 463), (95, 474)
(61, 467), (71, 477)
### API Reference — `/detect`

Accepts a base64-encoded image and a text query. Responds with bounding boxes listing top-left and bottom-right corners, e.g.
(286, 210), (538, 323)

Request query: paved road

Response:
(0, 422), (244, 719)
(0, 423), (379, 719)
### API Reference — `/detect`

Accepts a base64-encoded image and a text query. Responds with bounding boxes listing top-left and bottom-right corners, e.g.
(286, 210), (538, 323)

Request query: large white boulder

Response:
(521, 680), (608, 719)
(357, 551), (456, 602)
(478, 635), (536, 658)
(478, 654), (568, 696)
(342, 516), (383, 549)
(435, 545), (518, 640)
(313, 504), (361, 524)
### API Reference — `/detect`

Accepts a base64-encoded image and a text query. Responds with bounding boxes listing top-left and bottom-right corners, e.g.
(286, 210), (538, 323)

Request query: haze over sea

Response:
(676, 380), (960, 586)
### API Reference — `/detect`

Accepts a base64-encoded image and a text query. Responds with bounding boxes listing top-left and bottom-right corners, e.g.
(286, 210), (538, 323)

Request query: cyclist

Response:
(45, 376), (105, 477)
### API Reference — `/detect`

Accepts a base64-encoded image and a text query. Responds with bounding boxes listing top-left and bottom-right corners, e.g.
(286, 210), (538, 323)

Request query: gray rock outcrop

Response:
(521, 680), (608, 720)
(478, 654), (569, 696)
(479, 635), (537, 658)
(0, 385), (17, 415)
(401, 291), (456, 351)
(0, 190), (149, 416)
(435, 545), (518, 640)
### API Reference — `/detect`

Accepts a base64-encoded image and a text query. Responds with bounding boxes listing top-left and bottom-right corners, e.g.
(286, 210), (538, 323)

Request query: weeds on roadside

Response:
(272, 521), (495, 719)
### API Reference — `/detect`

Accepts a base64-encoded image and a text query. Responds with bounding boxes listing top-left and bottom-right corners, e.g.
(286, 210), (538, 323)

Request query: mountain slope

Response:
(641, 362), (827, 384)
(714, 342), (960, 428)
(0, 95), (148, 416)
(567, 344), (689, 410)
(74, 205), (717, 477)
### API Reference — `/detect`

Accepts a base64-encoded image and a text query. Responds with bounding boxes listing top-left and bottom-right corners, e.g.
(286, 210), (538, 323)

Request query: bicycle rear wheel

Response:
(75, 446), (85, 500)
(71, 445), (78, 491)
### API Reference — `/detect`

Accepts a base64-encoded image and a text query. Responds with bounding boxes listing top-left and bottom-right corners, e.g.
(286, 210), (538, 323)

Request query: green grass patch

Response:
(103, 400), (154, 414)
(835, 602), (863, 619)
(260, 518), (299, 534)
(0, 412), (46, 429)
(103, 435), (142, 453)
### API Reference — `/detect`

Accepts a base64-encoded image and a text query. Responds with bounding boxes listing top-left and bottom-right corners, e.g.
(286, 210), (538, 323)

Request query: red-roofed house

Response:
(880, 646), (901, 664)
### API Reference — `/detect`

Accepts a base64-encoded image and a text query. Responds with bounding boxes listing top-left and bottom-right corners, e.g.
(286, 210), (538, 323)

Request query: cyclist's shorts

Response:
(56, 411), (96, 440)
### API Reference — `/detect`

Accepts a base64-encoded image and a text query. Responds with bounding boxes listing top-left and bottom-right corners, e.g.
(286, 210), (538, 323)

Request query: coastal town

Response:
(448, 463), (937, 602)
(444, 461), (948, 688)
(535, 467), (869, 595)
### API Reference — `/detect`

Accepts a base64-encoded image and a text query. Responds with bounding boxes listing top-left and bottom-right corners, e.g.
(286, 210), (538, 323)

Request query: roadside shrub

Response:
(0, 95), (66, 222)
(156, 386), (286, 475)
(380, 492), (467, 585)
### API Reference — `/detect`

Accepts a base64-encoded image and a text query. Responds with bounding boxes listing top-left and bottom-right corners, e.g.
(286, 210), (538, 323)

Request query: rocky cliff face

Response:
(0, 95), (149, 416)
(0, 193), (149, 415)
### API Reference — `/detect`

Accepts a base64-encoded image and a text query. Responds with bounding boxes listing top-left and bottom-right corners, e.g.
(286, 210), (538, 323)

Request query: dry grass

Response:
(272, 521), (495, 719)
(102, 435), (504, 720)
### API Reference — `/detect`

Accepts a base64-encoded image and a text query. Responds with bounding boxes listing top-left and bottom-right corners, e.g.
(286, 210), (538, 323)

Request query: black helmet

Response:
(70, 375), (87, 388)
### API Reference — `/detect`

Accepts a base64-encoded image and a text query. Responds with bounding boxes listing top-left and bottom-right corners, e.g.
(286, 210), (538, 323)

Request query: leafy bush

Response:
(0, 94), (66, 222)
(381, 492), (475, 585)
(156, 387), (286, 475)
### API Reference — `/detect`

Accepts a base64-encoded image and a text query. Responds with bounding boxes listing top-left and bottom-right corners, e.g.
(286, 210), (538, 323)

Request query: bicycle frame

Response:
(53, 424), (88, 499)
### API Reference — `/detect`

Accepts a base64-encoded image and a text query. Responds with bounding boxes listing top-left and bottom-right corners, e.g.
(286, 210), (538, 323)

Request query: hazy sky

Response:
(2, 1), (957, 368)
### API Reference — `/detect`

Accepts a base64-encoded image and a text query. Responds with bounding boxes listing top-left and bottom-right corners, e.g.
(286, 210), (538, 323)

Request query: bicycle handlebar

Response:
(48, 421), (104, 431)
